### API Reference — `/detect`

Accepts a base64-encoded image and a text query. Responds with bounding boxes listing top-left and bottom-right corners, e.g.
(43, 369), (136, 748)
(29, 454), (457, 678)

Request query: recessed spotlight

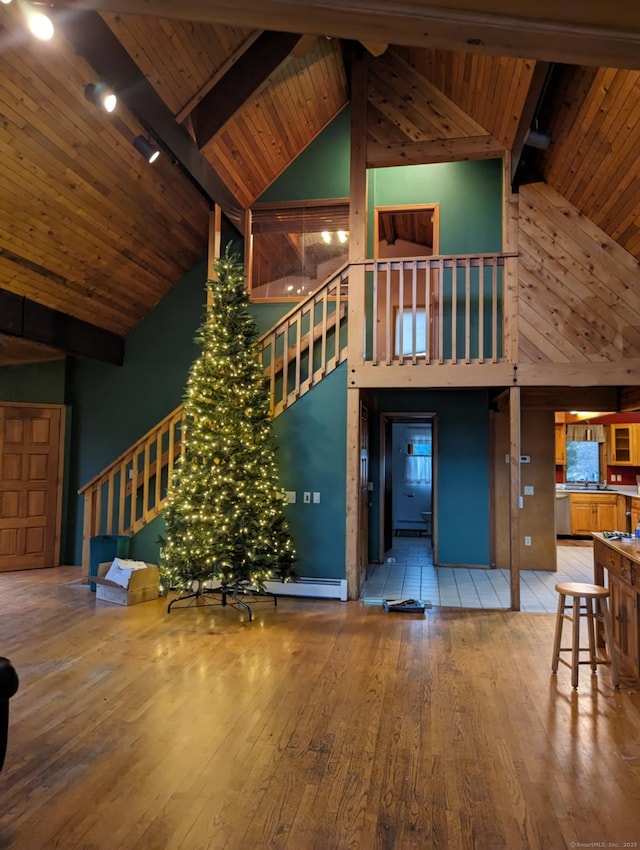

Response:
(133, 135), (160, 164)
(85, 82), (117, 113)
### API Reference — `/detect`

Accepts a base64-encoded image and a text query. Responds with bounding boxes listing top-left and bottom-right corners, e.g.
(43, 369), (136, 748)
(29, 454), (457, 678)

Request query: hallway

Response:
(361, 537), (594, 611)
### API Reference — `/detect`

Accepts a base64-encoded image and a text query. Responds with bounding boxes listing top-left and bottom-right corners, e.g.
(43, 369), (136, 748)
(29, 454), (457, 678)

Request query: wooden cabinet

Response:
(608, 423), (639, 465)
(569, 493), (619, 535)
(593, 535), (640, 678)
(631, 497), (640, 532)
(554, 424), (566, 465)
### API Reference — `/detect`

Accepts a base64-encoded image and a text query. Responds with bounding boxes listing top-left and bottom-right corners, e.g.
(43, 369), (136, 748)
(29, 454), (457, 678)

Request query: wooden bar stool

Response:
(551, 582), (620, 690)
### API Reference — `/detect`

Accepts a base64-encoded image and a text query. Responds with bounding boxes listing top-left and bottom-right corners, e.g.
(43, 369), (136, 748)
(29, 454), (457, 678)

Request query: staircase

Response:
(77, 263), (350, 578)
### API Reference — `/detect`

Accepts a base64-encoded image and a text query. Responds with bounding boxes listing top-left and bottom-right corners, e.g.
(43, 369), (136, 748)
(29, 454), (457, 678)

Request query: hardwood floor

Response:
(1, 567), (639, 849)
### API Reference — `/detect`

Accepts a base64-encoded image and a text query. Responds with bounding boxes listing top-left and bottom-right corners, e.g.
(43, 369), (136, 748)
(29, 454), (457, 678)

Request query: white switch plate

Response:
(524, 536), (532, 546)
(285, 491), (296, 504)
(303, 492), (311, 503)
(524, 485), (534, 496)
(312, 492), (320, 504)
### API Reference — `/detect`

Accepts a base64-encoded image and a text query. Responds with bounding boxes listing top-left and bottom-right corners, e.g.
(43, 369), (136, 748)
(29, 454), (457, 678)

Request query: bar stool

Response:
(551, 582), (620, 689)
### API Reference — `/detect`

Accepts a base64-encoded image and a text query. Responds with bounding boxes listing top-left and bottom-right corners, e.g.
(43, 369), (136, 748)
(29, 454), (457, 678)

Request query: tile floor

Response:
(360, 536), (594, 612)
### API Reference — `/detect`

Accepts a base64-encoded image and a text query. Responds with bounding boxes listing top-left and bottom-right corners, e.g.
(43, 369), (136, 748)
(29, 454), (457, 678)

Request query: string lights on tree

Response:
(160, 247), (296, 599)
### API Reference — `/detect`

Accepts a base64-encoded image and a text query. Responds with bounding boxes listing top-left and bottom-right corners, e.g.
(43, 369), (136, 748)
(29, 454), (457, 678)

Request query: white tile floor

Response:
(360, 536), (594, 612)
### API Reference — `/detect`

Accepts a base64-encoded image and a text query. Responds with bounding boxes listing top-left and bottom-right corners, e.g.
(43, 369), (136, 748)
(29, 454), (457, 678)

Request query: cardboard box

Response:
(94, 560), (160, 606)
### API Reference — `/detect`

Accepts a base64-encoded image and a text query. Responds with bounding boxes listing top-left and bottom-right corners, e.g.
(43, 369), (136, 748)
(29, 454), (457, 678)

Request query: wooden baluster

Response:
(155, 431), (162, 515)
(106, 470), (115, 534)
(320, 286), (329, 377)
(465, 258), (471, 363)
(118, 458), (127, 535)
(371, 263), (379, 365)
(478, 259), (485, 364)
(451, 260), (457, 364)
(398, 262), (405, 365)
(492, 259), (499, 362)
(385, 261), (392, 365)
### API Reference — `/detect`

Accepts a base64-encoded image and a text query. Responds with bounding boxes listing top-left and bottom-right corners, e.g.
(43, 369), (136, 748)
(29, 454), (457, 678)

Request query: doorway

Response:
(380, 413), (437, 563)
(0, 403), (65, 570)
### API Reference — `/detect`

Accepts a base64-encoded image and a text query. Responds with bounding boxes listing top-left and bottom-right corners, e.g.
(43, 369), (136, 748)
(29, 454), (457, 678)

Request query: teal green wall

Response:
(0, 360), (66, 403)
(258, 106), (350, 203)
(368, 389), (491, 567)
(368, 159), (503, 253)
(272, 364), (347, 580)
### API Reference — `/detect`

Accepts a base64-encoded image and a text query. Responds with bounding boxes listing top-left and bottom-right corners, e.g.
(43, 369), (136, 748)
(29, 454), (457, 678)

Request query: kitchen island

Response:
(592, 532), (640, 678)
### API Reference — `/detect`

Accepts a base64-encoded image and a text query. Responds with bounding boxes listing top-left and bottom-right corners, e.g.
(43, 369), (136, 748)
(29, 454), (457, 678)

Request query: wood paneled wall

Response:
(518, 182), (640, 364)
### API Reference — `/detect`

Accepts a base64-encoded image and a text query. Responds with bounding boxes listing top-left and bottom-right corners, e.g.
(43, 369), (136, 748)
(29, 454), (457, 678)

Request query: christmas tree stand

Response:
(167, 583), (277, 622)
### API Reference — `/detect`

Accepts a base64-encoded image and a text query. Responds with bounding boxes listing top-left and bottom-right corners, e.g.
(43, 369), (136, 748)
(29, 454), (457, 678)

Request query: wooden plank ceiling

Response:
(0, 1), (639, 369)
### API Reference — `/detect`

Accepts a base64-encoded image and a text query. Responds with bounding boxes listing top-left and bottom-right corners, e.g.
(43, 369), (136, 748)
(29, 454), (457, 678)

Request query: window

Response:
(395, 308), (427, 357)
(566, 441), (600, 483)
(249, 200), (349, 301)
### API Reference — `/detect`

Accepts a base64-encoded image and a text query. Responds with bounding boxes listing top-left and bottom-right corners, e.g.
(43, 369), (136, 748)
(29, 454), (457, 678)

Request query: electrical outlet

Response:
(285, 491), (296, 504)
(303, 492), (311, 503)
(524, 485), (534, 496)
(524, 536), (532, 547)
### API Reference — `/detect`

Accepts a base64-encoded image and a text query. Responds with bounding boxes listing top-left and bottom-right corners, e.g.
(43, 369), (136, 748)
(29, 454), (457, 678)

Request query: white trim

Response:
(264, 577), (347, 601)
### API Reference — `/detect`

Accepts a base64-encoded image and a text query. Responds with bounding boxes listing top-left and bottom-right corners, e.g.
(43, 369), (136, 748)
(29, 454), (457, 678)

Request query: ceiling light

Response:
(20, 2), (54, 40)
(133, 135), (160, 164)
(321, 231), (331, 244)
(84, 82), (117, 113)
(337, 230), (348, 243)
(524, 128), (551, 150)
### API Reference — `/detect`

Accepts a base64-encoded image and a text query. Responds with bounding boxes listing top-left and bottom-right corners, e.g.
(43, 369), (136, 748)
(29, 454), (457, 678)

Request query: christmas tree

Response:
(160, 248), (296, 595)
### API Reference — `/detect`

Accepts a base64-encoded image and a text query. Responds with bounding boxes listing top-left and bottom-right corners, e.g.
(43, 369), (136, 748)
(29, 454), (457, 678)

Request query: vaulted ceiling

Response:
(1, 1), (639, 366)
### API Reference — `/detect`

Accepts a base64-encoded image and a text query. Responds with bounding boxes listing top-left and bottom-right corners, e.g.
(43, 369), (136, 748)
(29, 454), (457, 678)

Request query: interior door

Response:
(0, 404), (64, 571)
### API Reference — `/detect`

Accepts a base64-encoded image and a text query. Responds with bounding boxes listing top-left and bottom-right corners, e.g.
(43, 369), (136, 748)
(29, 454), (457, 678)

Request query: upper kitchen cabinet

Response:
(609, 424), (640, 466)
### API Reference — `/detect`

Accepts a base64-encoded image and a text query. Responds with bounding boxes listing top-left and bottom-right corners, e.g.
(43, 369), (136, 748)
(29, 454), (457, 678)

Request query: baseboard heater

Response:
(263, 577), (347, 601)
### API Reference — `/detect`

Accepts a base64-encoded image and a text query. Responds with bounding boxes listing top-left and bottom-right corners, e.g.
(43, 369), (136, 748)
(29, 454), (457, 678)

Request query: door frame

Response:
(378, 411), (438, 563)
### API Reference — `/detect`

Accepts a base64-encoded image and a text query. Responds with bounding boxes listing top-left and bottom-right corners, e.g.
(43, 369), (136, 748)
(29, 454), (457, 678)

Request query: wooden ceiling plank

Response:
(381, 50), (490, 136)
(190, 31), (302, 148)
(57, 0), (640, 69)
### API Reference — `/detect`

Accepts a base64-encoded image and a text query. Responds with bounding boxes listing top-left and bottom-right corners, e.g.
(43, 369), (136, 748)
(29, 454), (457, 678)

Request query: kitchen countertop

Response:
(556, 484), (640, 497)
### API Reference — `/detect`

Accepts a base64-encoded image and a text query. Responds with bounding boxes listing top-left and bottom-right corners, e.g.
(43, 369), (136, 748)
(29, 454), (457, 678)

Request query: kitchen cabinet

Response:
(608, 423), (639, 465)
(593, 534), (640, 678)
(569, 493), (619, 535)
(555, 424), (566, 465)
(631, 496), (640, 532)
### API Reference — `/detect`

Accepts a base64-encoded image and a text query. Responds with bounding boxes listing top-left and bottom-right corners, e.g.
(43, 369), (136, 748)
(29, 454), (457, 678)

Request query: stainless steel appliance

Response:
(555, 491), (571, 536)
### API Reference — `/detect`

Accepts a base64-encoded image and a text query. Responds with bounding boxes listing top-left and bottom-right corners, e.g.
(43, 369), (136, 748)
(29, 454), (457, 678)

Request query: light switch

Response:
(285, 491), (296, 504)
(524, 485), (534, 496)
(313, 492), (320, 504)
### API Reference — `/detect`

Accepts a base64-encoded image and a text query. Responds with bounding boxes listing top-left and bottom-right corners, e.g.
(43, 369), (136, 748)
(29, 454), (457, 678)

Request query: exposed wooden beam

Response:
(55, 9), (244, 220)
(510, 61), (551, 185)
(367, 135), (505, 168)
(190, 31), (303, 148)
(0, 290), (124, 365)
(174, 31), (263, 124)
(56, 1), (640, 69)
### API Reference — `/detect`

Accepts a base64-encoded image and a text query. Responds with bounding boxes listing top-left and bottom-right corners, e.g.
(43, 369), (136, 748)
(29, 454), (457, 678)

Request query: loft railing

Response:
(259, 262), (349, 417)
(363, 253), (512, 365)
(76, 253), (511, 577)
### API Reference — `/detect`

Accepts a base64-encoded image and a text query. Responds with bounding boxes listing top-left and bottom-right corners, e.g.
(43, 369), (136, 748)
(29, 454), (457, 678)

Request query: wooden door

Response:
(0, 404), (64, 571)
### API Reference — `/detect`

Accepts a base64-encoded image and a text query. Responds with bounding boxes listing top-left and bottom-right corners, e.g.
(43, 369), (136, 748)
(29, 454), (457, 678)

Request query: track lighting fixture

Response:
(133, 135), (160, 164)
(84, 82), (117, 114)
(16, 0), (54, 40)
